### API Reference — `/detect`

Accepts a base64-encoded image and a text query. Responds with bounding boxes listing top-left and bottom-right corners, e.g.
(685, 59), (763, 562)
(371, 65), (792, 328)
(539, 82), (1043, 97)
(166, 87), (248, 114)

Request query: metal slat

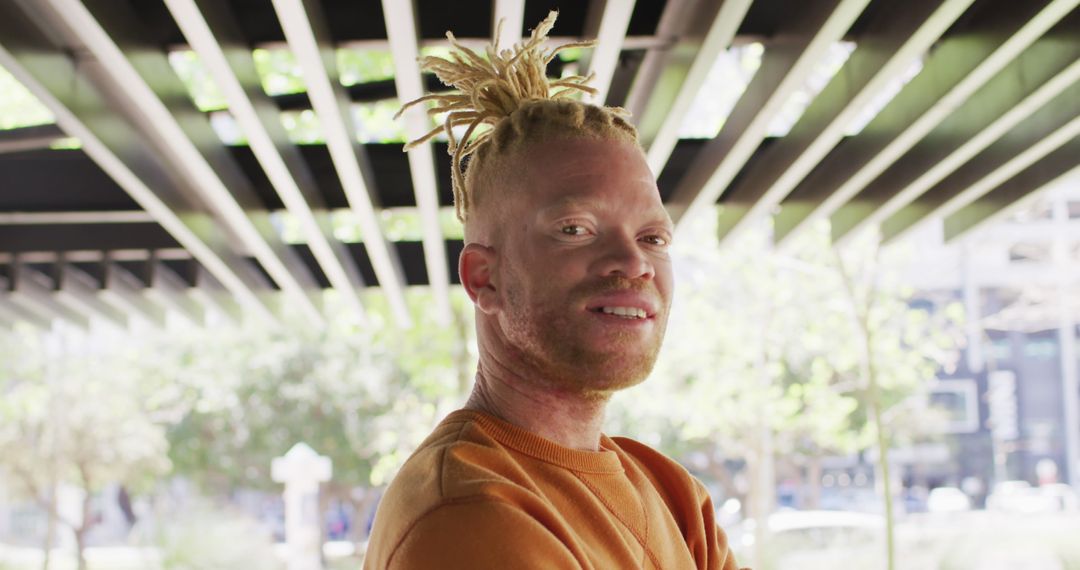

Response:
(166, 0), (369, 322)
(622, 0), (752, 175)
(666, 0), (872, 227)
(714, 0), (975, 245)
(27, 0), (324, 324)
(580, 0), (637, 106)
(382, 0), (453, 326)
(944, 144), (1080, 242)
(0, 2), (277, 324)
(272, 0), (413, 327)
(875, 60), (1080, 243)
(773, 0), (1080, 246)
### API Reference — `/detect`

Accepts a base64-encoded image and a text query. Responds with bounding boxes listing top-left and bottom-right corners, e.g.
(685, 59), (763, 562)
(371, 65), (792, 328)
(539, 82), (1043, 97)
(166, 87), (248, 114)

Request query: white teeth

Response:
(600, 306), (646, 319)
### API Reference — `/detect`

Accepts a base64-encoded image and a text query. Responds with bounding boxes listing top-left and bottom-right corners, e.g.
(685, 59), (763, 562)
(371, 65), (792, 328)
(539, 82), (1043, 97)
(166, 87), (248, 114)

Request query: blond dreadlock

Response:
(395, 10), (638, 223)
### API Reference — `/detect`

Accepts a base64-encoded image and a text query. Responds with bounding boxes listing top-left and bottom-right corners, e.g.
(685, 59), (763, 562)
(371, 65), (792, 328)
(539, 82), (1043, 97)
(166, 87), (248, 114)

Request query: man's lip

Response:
(584, 293), (659, 318)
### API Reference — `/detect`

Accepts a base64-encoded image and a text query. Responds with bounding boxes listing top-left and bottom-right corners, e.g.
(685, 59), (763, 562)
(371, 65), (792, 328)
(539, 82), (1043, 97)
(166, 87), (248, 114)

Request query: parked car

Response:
(986, 480), (1076, 513)
(926, 487), (971, 513)
(733, 510), (884, 569)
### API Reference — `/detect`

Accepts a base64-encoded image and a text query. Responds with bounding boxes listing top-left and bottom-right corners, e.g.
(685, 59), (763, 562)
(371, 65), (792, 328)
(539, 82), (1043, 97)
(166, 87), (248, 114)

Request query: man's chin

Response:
(555, 352), (657, 396)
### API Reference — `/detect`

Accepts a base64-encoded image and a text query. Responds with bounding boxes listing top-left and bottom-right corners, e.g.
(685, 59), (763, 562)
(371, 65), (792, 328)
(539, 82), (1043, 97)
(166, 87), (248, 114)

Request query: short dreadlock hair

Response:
(395, 11), (640, 226)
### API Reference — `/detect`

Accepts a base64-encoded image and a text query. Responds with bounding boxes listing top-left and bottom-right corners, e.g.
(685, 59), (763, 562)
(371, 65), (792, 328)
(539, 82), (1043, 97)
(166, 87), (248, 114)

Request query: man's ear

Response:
(459, 243), (500, 314)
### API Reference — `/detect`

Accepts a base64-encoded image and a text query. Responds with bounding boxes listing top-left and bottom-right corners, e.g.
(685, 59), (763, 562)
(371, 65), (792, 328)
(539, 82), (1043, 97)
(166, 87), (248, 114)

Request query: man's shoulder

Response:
(365, 413), (560, 568)
(386, 411), (534, 501)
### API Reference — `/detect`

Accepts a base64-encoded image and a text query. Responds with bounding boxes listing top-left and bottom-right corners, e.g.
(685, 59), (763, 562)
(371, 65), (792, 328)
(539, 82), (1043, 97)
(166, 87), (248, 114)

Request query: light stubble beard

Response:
(500, 275), (669, 400)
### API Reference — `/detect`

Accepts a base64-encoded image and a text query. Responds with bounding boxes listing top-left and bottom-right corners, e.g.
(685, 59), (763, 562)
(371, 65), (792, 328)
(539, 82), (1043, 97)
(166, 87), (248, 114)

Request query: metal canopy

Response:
(1, 0), (1077, 331)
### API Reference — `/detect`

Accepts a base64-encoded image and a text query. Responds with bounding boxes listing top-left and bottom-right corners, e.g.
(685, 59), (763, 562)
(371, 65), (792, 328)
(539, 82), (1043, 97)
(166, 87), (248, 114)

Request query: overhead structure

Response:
(0, 0), (1077, 333)
(382, 0), (452, 325)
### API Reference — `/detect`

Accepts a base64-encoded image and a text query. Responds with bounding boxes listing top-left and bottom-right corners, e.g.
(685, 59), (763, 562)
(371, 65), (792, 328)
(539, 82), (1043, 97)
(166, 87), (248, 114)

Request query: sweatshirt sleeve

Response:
(692, 479), (745, 570)
(381, 499), (583, 570)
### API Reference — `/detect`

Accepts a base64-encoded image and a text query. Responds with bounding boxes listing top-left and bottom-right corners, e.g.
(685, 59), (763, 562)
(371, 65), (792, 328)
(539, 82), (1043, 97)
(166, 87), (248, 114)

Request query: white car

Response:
(986, 480), (1061, 513)
(926, 487), (971, 513)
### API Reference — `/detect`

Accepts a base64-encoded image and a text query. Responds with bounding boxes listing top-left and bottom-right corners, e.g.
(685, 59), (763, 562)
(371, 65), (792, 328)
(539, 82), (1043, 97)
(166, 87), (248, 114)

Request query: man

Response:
(363, 13), (742, 569)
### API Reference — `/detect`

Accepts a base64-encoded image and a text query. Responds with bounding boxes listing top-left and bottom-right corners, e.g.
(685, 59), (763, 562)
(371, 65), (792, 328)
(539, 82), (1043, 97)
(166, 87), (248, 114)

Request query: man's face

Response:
(489, 137), (674, 397)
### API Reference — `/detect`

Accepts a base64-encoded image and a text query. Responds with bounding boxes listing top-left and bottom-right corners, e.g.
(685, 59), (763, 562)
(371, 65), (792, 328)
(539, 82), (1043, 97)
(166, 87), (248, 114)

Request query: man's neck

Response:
(463, 360), (609, 452)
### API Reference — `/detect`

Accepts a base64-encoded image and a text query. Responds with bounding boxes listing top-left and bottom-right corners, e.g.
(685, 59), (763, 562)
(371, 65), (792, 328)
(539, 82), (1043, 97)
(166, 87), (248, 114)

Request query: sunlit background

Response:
(2, 1), (1079, 569)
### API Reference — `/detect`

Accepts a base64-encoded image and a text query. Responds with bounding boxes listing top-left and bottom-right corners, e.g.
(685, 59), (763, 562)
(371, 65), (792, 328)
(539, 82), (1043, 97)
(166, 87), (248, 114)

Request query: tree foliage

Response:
(608, 217), (963, 499)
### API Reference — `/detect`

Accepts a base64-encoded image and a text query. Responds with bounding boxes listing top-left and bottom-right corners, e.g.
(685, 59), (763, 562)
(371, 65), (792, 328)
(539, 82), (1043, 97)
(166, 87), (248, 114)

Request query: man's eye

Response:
(642, 235), (669, 246)
(561, 225), (588, 236)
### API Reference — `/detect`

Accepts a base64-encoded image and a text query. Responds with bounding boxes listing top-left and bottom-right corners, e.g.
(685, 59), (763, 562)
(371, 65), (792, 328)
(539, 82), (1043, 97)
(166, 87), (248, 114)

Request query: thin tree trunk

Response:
(41, 485), (55, 570)
(806, 453), (823, 510)
(835, 247), (896, 570)
(74, 526), (87, 570)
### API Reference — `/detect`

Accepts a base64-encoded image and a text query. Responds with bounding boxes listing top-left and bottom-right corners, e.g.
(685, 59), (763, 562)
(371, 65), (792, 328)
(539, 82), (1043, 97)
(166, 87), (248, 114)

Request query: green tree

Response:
(155, 288), (475, 540)
(0, 326), (172, 570)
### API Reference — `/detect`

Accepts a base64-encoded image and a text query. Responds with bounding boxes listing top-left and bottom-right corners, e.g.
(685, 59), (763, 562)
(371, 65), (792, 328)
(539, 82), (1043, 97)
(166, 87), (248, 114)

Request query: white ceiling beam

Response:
(7, 258), (90, 329)
(29, 0), (323, 325)
(871, 61), (1080, 244)
(272, 0), (413, 327)
(382, 0), (452, 325)
(621, 0), (751, 174)
(773, 0), (1079, 247)
(0, 3), (277, 325)
(188, 264), (242, 325)
(166, 0), (368, 322)
(941, 131), (1080, 242)
(144, 257), (205, 327)
(714, 0), (974, 246)
(0, 289), (53, 330)
(580, 0), (636, 106)
(492, 0), (526, 51)
(100, 258), (167, 327)
(666, 0), (872, 229)
(52, 261), (130, 328)
(0, 211), (155, 225)
(642, 0), (751, 175)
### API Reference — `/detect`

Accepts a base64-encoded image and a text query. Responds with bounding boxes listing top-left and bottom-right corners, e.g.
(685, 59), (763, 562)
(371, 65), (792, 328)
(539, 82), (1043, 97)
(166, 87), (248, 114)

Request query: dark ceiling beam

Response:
(382, 0), (453, 325)
(580, 0), (636, 106)
(165, 0), (368, 321)
(874, 60), (1080, 244)
(0, 223), (180, 252)
(623, 0), (752, 175)
(773, 0), (1079, 247)
(0, 124), (66, 154)
(714, 0), (975, 246)
(944, 149), (1080, 243)
(26, 0), (325, 324)
(0, 1), (278, 323)
(666, 0), (873, 227)
(272, 0), (412, 327)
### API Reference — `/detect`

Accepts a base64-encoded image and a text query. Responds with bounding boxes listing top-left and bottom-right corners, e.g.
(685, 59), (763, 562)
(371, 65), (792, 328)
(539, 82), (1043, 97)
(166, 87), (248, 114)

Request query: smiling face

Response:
(465, 137), (674, 398)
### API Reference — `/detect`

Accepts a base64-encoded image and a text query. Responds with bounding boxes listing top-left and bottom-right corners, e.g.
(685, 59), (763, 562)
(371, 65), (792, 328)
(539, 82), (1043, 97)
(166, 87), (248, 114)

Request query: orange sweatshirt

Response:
(363, 410), (743, 569)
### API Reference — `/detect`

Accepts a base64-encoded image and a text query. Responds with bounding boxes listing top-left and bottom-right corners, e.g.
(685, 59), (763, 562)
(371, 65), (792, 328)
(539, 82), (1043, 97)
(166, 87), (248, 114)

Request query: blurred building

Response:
(898, 173), (1080, 495)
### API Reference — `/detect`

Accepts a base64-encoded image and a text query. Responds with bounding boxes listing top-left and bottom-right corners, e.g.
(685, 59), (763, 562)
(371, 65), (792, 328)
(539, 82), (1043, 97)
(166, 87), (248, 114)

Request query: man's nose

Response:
(597, 232), (654, 280)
